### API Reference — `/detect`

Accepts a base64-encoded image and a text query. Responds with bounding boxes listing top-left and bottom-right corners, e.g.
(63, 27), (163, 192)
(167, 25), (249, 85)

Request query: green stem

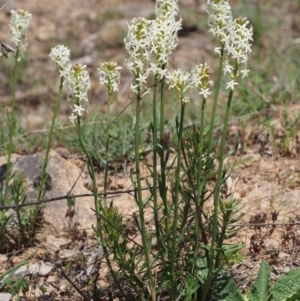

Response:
(203, 86), (235, 301)
(170, 98), (185, 300)
(207, 49), (224, 153)
(4, 50), (20, 202)
(194, 97), (209, 269)
(76, 117), (100, 230)
(36, 77), (64, 201)
(135, 84), (155, 300)
(201, 49), (224, 301)
(159, 71), (170, 236)
(152, 74), (163, 265)
(211, 88), (233, 264)
(14, 178), (25, 243)
(103, 92), (111, 208)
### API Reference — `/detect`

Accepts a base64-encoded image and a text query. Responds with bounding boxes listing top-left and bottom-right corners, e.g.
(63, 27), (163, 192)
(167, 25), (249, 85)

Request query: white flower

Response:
(240, 68), (250, 78)
(182, 96), (190, 103)
(199, 88), (212, 99)
(167, 69), (191, 102)
(98, 62), (122, 94)
(69, 113), (77, 125)
(73, 104), (85, 116)
(125, 1), (183, 94)
(148, 63), (169, 80)
(207, 0), (253, 84)
(65, 64), (91, 123)
(124, 18), (152, 67)
(207, 0), (232, 42)
(226, 80), (238, 90)
(214, 47), (222, 56)
(49, 45), (70, 71)
(223, 60), (234, 75)
(155, 0), (180, 20)
(151, 0), (182, 66)
(125, 18), (152, 93)
(191, 63), (213, 99)
(9, 9), (32, 57)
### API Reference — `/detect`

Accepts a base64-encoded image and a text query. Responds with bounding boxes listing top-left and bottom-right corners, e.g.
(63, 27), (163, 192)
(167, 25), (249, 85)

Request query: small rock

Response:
(29, 262), (54, 276)
(55, 147), (70, 159)
(46, 235), (71, 249)
(283, 266), (290, 273)
(59, 281), (68, 292)
(0, 293), (12, 301)
(59, 249), (79, 259)
(14, 261), (54, 278)
(278, 252), (289, 259)
(0, 254), (8, 263)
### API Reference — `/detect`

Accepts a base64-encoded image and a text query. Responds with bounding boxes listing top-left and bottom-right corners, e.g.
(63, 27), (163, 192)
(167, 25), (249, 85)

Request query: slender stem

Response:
(201, 48), (224, 301)
(159, 70), (170, 235)
(194, 97), (209, 267)
(215, 202), (231, 268)
(4, 50), (20, 202)
(170, 99), (185, 300)
(203, 85), (235, 301)
(103, 92), (111, 208)
(211, 88), (233, 264)
(152, 74), (162, 265)
(207, 48), (224, 153)
(36, 77), (64, 202)
(134, 84), (154, 300)
(14, 178), (25, 243)
(76, 117), (99, 230)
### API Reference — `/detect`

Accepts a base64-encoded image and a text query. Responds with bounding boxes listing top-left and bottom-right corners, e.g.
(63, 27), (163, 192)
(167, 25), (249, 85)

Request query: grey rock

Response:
(0, 150), (96, 232)
(0, 293), (12, 301)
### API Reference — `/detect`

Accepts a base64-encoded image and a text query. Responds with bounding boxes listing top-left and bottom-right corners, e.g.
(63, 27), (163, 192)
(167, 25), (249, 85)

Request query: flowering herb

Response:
(207, 0), (253, 90)
(98, 62), (122, 94)
(65, 64), (91, 124)
(9, 9), (32, 58)
(49, 45), (71, 73)
(166, 69), (191, 103)
(191, 63), (213, 99)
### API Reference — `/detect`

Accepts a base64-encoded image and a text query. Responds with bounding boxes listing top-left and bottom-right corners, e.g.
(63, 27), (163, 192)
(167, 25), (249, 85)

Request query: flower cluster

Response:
(207, 0), (253, 90)
(166, 69), (191, 103)
(207, 0), (232, 46)
(150, 0), (182, 73)
(9, 9), (32, 58)
(125, 17), (152, 94)
(191, 63), (213, 99)
(49, 45), (71, 73)
(124, 0), (182, 93)
(65, 64), (91, 124)
(98, 62), (122, 94)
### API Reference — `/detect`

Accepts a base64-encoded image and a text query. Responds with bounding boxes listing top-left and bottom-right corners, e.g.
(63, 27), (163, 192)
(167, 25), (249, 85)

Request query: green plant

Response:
(215, 260), (300, 301)
(0, 253), (33, 298)
(98, 62), (122, 207)
(0, 9), (49, 252)
(89, 0), (253, 300)
(1, 0), (254, 300)
(0, 174), (43, 252)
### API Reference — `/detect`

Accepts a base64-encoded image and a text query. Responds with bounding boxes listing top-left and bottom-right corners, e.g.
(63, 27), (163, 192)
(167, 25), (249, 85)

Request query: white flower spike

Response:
(9, 9), (32, 58)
